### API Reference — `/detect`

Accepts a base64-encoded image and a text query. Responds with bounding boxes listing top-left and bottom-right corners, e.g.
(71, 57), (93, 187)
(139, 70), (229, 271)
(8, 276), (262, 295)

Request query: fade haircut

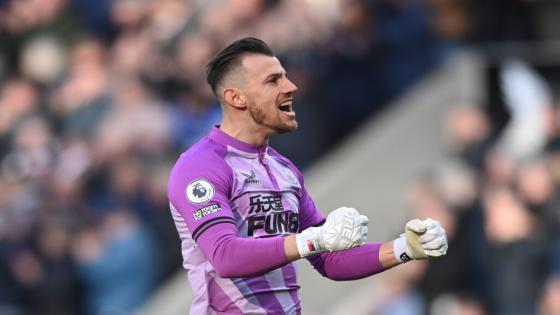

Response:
(205, 37), (274, 96)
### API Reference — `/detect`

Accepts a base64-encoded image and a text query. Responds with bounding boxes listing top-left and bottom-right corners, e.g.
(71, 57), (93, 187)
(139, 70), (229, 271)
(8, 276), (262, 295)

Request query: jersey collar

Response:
(209, 125), (267, 154)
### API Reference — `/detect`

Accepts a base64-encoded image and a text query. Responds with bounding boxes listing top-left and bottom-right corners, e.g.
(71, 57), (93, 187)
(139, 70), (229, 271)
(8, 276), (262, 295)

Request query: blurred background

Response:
(0, 0), (560, 314)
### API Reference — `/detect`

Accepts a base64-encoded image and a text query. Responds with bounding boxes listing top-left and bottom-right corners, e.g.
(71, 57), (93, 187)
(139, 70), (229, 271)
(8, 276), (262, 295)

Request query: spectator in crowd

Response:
(72, 209), (157, 315)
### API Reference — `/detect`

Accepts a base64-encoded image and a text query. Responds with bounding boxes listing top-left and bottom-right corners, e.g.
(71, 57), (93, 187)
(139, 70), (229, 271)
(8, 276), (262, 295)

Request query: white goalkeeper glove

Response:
(393, 218), (448, 262)
(295, 207), (368, 257)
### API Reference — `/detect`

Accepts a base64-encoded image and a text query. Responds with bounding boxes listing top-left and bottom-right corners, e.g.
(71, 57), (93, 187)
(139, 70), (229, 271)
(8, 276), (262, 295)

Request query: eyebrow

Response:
(263, 72), (284, 83)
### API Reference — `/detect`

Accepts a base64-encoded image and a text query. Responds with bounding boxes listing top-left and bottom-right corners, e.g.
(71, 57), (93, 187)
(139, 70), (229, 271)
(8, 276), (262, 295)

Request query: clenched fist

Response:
(296, 207), (368, 257)
(394, 218), (448, 262)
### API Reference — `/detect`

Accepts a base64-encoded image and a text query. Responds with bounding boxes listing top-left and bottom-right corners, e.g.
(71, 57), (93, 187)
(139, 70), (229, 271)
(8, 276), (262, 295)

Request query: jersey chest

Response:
(225, 152), (302, 238)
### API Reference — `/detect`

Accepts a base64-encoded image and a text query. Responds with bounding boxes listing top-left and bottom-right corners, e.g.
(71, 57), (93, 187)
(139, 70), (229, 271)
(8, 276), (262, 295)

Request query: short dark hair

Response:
(205, 37), (274, 95)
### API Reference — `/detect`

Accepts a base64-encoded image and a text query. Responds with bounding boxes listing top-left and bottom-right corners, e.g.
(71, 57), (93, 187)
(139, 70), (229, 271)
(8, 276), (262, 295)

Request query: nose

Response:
(283, 77), (298, 94)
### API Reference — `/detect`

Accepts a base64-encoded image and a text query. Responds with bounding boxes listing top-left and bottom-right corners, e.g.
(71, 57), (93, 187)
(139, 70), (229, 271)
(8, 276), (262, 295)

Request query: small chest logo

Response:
(186, 179), (214, 204)
(241, 170), (259, 184)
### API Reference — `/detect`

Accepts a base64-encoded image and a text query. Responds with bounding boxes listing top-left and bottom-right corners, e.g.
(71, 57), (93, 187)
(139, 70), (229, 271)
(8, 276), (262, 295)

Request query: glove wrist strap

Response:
(296, 228), (324, 257)
(394, 236), (413, 263)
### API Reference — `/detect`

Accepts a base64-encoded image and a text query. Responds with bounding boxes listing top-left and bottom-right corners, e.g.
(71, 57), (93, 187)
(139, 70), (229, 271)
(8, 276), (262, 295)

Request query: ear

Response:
(223, 88), (247, 110)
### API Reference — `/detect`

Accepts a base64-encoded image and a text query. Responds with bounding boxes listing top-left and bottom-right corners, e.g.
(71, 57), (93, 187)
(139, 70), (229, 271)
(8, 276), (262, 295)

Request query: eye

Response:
(264, 73), (283, 85)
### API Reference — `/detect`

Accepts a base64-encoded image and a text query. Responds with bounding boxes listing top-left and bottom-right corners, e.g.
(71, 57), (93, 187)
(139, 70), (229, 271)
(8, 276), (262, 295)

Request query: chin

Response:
(276, 122), (298, 134)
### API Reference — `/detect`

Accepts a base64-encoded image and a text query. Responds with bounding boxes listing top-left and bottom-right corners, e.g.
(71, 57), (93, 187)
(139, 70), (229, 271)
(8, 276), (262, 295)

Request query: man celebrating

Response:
(167, 37), (448, 314)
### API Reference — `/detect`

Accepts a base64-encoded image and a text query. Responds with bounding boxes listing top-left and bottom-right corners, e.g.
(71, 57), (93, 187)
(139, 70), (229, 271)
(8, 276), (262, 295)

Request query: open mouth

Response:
(278, 100), (293, 112)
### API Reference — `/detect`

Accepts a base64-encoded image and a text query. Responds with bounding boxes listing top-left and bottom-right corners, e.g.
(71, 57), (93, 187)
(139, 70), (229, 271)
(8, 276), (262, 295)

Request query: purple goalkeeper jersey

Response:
(168, 126), (324, 314)
(168, 126), (384, 315)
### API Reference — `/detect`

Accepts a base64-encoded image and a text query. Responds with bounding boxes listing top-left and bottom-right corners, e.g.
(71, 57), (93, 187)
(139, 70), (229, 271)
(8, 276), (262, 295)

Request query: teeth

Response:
(279, 101), (292, 107)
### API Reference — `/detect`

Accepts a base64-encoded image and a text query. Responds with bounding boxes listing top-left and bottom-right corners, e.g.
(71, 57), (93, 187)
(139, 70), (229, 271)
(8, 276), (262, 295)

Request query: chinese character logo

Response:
(248, 194), (284, 214)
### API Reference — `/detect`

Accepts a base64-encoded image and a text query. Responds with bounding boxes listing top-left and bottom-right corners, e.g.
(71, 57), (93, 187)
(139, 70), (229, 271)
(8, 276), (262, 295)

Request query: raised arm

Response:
(193, 206), (368, 278)
(306, 219), (448, 281)
(291, 160), (447, 281)
(168, 154), (369, 278)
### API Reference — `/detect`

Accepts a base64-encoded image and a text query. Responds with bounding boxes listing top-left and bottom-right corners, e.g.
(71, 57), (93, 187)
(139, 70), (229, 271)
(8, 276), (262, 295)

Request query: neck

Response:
(220, 119), (269, 147)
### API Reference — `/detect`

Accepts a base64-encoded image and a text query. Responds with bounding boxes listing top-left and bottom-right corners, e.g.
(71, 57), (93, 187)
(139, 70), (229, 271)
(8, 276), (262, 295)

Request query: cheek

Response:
(256, 97), (278, 113)
(248, 104), (266, 124)
(255, 88), (277, 104)
(257, 95), (275, 108)
(248, 90), (278, 113)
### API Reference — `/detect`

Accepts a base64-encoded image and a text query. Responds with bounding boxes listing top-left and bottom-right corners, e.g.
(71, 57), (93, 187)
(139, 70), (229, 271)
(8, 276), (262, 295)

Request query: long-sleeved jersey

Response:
(168, 126), (383, 314)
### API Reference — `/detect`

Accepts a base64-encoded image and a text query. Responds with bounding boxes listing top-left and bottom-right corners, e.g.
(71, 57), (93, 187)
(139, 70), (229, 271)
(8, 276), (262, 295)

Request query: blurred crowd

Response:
(369, 58), (560, 315)
(0, 0), (449, 314)
(1, 0), (557, 314)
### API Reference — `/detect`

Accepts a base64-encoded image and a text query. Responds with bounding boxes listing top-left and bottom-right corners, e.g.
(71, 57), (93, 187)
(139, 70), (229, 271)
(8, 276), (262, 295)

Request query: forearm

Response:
(284, 235), (300, 262)
(195, 206), (376, 278)
(198, 224), (290, 278)
(306, 242), (386, 281)
(379, 240), (401, 269)
(197, 217), (371, 278)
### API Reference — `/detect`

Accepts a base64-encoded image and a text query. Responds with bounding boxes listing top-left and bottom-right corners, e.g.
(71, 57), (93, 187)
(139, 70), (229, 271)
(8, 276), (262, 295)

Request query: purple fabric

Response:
(208, 277), (244, 313)
(196, 222), (287, 277)
(168, 126), (383, 313)
(242, 273), (286, 312)
(282, 264), (301, 308)
(168, 126), (319, 313)
(306, 243), (384, 281)
(266, 148), (325, 231)
(167, 127), (300, 277)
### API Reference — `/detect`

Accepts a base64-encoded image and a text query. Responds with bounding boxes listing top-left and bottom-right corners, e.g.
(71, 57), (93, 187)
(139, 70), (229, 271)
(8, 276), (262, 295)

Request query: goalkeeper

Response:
(167, 37), (448, 315)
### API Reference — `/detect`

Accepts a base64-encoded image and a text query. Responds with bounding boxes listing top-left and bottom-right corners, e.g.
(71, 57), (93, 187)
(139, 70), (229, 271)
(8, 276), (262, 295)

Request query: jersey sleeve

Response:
(168, 151), (288, 278)
(306, 243), (384, 281)
(168, 152), (237, 239)
(298, 183), (326, 230)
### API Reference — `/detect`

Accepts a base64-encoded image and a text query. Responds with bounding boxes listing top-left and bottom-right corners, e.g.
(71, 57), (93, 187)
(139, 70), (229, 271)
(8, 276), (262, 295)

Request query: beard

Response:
(248, 103), (298, 134)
